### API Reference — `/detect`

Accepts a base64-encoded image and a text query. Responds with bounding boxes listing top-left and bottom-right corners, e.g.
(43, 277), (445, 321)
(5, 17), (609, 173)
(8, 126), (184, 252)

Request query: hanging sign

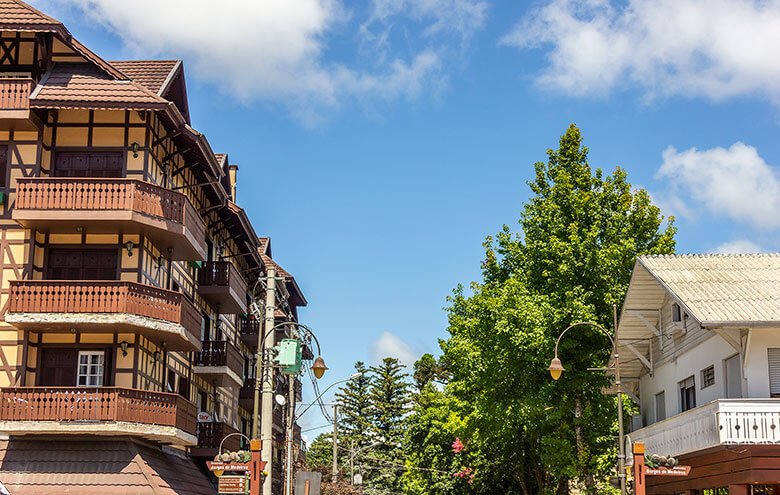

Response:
(218, 475), (247, 494)
(198, 412), (213, 422)
(646, 466), (691, 477)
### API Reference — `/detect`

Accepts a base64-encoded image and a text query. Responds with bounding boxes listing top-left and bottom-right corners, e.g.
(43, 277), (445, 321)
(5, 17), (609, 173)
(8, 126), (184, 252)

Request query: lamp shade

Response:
(548, 357), (564, 381)
(312, 356), (328, 379)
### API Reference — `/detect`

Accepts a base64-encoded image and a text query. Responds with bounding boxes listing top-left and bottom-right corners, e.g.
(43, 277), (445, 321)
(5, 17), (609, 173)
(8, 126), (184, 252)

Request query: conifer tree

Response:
(335, 362), (374, 451)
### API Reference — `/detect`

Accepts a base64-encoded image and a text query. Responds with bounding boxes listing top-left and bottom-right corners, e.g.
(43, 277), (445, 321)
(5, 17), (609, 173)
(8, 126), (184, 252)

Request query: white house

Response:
(617, 254), (780, 495)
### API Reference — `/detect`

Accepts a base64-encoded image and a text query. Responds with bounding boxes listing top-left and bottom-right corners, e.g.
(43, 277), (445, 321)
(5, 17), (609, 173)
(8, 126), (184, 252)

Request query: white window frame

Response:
(77, 351), (105, 387)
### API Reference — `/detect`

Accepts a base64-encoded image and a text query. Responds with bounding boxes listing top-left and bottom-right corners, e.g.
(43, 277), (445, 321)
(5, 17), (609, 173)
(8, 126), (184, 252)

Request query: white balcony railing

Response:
(630, 399), (780, 457)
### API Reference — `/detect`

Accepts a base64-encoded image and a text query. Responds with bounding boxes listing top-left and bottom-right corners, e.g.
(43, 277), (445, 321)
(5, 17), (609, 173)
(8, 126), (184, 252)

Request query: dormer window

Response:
(672, 303), (682, 322)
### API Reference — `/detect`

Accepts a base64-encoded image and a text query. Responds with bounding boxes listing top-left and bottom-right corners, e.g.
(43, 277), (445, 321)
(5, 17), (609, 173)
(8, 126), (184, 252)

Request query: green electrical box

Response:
(275, 339), (302, 375)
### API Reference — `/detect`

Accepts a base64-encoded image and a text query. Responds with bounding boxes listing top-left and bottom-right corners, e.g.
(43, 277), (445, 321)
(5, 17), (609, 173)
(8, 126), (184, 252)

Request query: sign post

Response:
(633, 441), (692, 495)
(207, 439), (266, 495)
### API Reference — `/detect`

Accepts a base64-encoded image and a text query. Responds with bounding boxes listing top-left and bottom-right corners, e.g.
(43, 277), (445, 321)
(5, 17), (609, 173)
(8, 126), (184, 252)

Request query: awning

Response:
(0, 438), (216, 495)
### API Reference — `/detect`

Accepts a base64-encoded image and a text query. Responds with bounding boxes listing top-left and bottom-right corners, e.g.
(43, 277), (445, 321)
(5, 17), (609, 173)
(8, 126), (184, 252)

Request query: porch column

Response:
(728, 485), (748, 495)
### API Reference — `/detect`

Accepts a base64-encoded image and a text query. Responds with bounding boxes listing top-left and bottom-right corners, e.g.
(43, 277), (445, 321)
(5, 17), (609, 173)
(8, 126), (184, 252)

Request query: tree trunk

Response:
(574, 395), (597, 494)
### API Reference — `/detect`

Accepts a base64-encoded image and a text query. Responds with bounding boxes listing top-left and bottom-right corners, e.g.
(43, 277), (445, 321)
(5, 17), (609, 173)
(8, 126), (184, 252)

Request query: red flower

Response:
(452, 437), (465, 454)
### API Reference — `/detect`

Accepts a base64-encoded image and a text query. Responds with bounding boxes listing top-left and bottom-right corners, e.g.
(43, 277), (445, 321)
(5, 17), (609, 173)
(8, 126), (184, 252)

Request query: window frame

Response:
(77, 350), (105, 387)
(701, 365), (715, 389)
(679, 375), (696, 412)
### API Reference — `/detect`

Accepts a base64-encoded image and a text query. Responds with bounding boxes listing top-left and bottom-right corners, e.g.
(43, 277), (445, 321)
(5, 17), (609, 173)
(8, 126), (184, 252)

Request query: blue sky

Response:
(33, 0), (780, 437)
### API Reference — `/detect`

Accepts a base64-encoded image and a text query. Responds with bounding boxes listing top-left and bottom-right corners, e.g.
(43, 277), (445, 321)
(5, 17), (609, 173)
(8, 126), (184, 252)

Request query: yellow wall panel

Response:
(128, 128), (145, 148)
(58, 109), (90, 123)
(13, 131), (37, 142)
(92, 127), (124, 146)
(42, 334), (77, 344)
(5, 229), (28, 240)
(55, 127), (88, 146)
(0, 131), (9, 141)
(126, 152), (144, 171)
(116, 373), (133, 388)
(79, 334), (113, 344)
(27, 346), (37, 367)
(16, 144), (37, 164)
(49, 234), (82, 244)
(118, 333), (136, 343)
(9, 244), (25, 262)
(3, 345), (17, 364)
(116, 349), (134, 369)
(93, 111), (125, 124)
(86, 234), (118, 244)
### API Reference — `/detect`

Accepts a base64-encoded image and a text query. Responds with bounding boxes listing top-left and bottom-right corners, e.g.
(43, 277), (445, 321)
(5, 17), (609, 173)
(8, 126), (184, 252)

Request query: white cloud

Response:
(656, 142), (780, 230)
(372, 331), (418, 368)
(35, 0), (485, 122)
(711, 240), (765, 254)
(503, 0), (780, 104)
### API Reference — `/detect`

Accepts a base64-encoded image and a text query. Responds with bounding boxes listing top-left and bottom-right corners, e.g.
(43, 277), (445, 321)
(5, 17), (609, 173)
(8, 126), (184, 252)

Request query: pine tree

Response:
(367, 357), (412, 492)
(335, 362), (374, 451)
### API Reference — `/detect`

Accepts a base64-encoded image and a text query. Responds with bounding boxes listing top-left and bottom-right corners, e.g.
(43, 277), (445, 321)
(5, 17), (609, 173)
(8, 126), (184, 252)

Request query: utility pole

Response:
(284, 370), (296, 495)
(614, 303), (627, 495)
(252, 267), (276, 495)
(331, 404), (338, 483)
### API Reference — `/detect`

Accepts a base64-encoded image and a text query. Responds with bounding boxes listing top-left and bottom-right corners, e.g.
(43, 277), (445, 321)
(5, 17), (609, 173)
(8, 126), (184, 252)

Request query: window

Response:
(672, 303), (682, 322)
(197, 390), (208, 413)
(679, 376), (696, 412)
(178, 376), (190, 400)
(701, 365), (715, 388)
(166, 371), (176, 393)
(201, 313), (211, 341)
(655, 391), (666, 422)
(768, 349), (780, 398)
(702, 489), (729, 495)
(77, 351), (105, 386)
(724, 353), (743, 398)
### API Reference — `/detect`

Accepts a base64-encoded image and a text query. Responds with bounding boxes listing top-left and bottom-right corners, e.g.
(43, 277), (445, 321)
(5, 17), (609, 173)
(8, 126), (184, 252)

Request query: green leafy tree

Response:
(412, 353), (445, 391)
(406, 124), (675, 494)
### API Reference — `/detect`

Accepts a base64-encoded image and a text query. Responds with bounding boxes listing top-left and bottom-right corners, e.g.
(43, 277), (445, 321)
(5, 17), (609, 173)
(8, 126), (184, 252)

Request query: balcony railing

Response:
(631, 399), (780, 457)
(0, 78), (32, 110)
(194, 421), (241, 455)
(196, 261), (248, 314)
(239, 316), (261, 348)
(6, 280), (201, 351)
(13, 178), (206, 260)
(0, 387), (197, 444)
(193, 340), (244, 386)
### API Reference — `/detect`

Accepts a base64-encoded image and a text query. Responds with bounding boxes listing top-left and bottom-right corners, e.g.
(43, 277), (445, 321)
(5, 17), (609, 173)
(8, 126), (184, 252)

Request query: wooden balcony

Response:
(631, 399), (780, 457)
(0, 387), (197, 446)
(239, 316), (261, 348)
(0, 78), (38, 129)
(13, 178), (206, 260)
(5, 280), (202, 351)
(197, 261), (248, 314)
(190, 421), (241, 458)
(193, 340), (244, 387)
(239, 378), (255, 411)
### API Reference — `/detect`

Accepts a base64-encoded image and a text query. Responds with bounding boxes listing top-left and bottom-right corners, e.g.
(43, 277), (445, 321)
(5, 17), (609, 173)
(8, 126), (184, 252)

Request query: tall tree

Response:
(366, 357), (412, 492)
(406, 124), (675, 494)
(335, 361), (374, 450)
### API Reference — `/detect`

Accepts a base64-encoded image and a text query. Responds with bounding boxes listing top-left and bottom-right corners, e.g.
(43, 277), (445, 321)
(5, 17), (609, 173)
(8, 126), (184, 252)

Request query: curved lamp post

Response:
(548, 304), (626, 495)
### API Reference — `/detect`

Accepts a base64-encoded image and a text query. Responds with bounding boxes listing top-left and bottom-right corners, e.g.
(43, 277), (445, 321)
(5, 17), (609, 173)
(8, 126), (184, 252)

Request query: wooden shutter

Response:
(768, 349), (780, 397)
(46, 248), (117, 280)
(53, 151), (122, 177)
(39, 349), (78, 386)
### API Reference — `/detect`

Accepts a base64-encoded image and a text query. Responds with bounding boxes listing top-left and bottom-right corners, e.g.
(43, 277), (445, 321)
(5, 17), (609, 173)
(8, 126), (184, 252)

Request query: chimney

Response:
(228, 164), (239, 202)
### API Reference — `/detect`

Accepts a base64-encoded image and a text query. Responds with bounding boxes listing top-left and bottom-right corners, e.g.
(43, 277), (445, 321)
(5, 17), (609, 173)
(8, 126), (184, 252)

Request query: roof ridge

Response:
(640, 252), (780, 258)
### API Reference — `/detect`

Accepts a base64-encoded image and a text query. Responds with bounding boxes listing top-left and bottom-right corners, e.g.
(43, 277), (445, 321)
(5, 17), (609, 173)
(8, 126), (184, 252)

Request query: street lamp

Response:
(548, 304), (626, 495)
(311, 356), (329, 379)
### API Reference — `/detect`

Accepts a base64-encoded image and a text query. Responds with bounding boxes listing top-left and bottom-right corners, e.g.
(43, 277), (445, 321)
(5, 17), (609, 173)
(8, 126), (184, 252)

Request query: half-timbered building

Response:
(0, 1), (305, 493)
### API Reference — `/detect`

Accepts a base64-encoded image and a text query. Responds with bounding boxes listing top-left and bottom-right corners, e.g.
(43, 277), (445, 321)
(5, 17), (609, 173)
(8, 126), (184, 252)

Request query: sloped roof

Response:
(109, 60), (181, 95)
(638, 253), (780, 325)
(0, 0), (61, 31)
(31, 63), (167, 110)
(0, 438), (215, 495)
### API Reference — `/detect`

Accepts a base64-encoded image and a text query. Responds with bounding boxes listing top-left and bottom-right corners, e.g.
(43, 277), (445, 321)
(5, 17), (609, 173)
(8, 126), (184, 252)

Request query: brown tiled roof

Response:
(31, 63), (167, 110)
(0, 0), (62, 30)
(0, 438), (215, 495)
(109, 60), (181, 94)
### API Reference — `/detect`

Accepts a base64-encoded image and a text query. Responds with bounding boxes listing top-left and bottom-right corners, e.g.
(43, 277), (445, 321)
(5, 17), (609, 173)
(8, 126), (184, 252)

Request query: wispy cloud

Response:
(372, 331), (418, 368)
(655, 142), (780, 230)
(503, 0), (780, 104)
(36, 0), (486, 123)
(711, 240), (765, 254)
